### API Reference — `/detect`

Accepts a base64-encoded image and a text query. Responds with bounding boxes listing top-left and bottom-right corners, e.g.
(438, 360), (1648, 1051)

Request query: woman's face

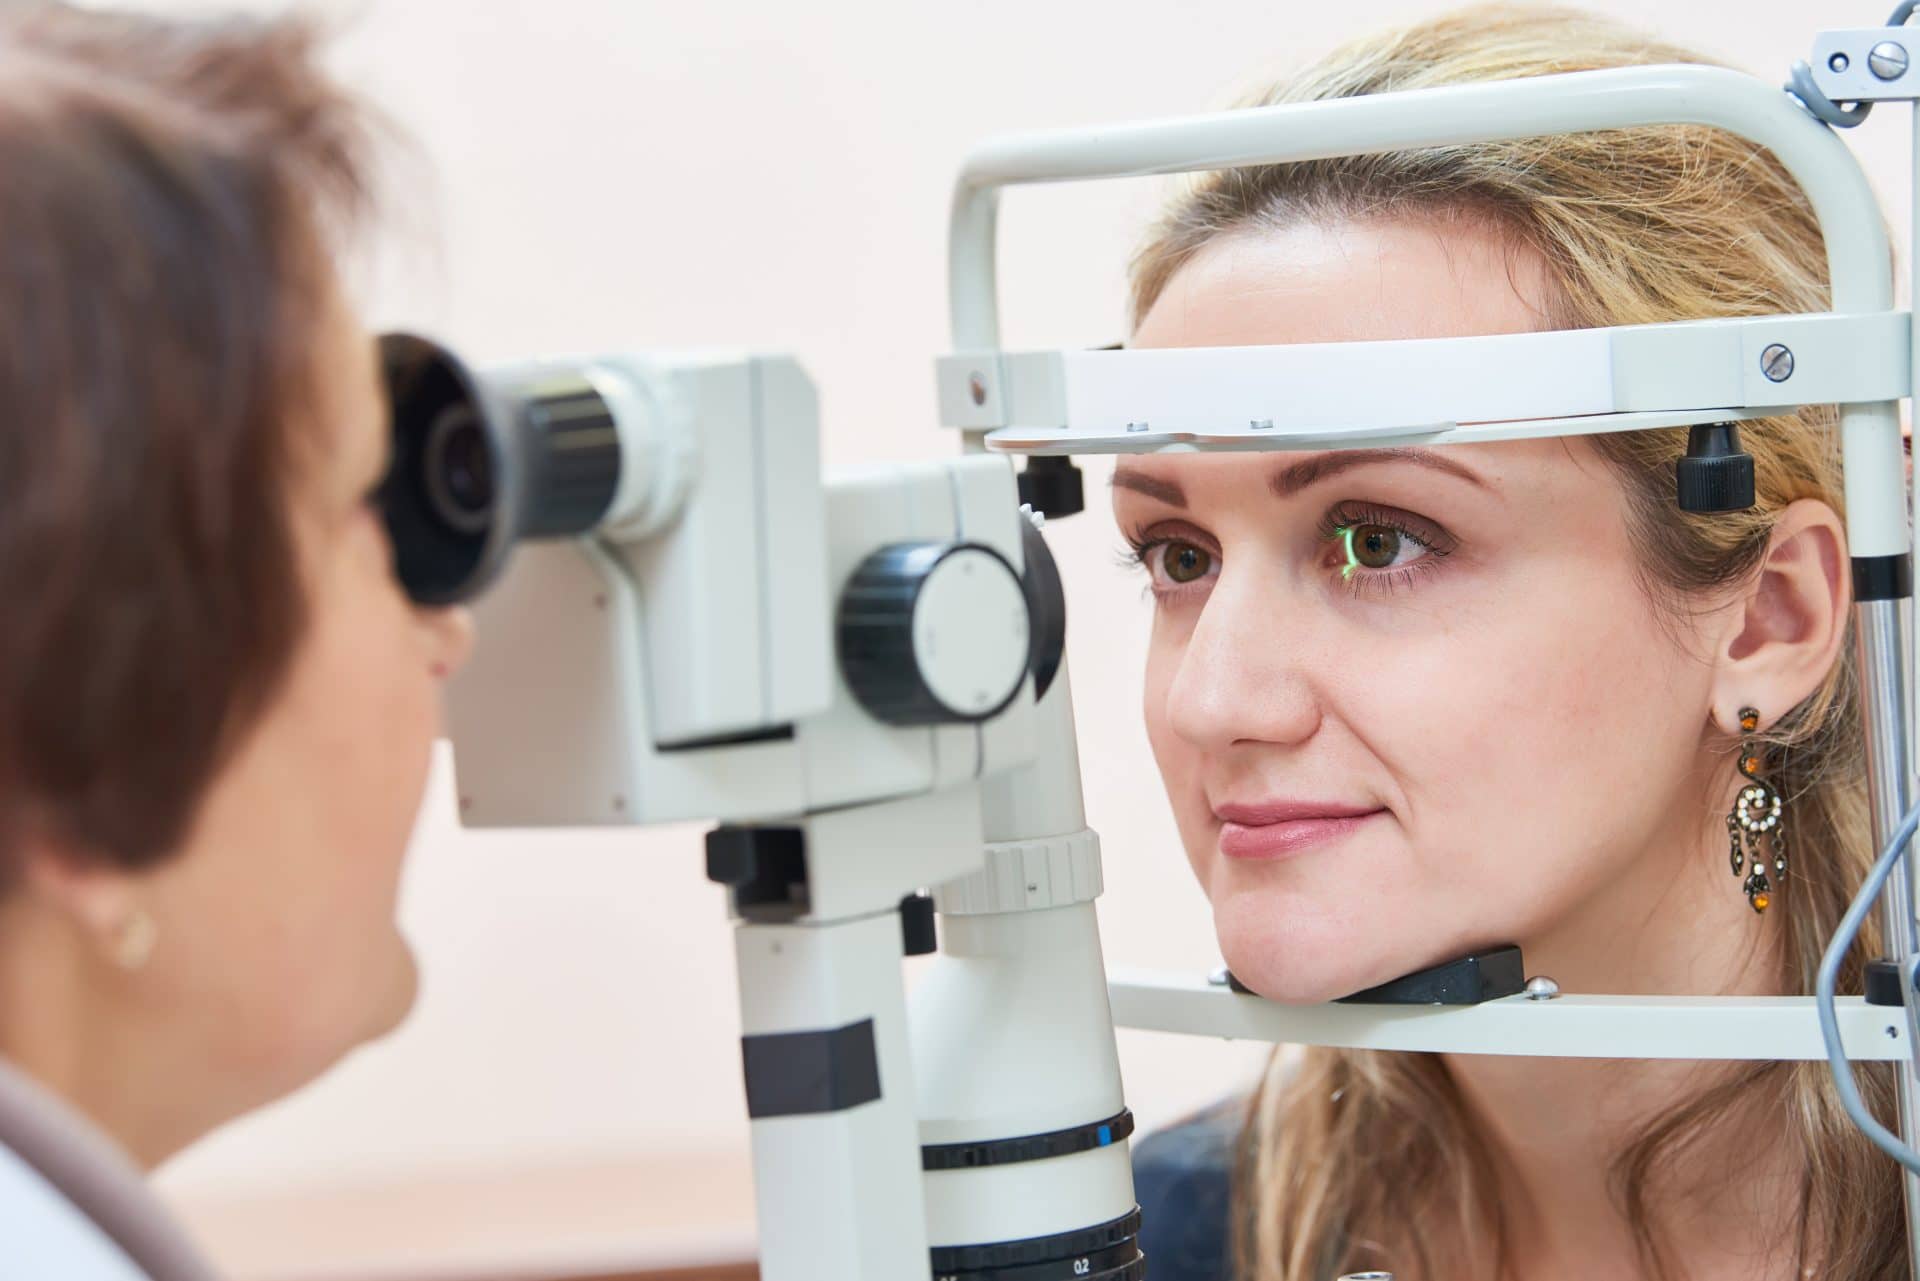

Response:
(139, 274), (473, 1108)
(1118, 218), (1726, 1002)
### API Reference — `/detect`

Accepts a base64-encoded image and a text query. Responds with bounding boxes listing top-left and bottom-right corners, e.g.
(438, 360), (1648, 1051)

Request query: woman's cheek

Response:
(1141, 634), (1213, 882)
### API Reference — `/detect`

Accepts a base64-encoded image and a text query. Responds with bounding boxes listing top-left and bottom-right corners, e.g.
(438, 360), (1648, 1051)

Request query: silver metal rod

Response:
(1896, 95), (1920, 1281)
(1856, 596), (1920, 1276)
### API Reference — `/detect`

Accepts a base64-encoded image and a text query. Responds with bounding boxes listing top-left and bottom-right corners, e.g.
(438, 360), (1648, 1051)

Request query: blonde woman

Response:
(1121, 5), (1901, 1279)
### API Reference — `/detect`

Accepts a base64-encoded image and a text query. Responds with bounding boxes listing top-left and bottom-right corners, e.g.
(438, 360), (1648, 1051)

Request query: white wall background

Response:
(112, 0), (1914, 1204)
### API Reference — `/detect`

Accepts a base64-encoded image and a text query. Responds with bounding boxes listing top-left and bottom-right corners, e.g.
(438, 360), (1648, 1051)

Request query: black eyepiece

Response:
(423, 403), (496, 535)
(379, 333), (517, 606)
(379, 332), (628, 606)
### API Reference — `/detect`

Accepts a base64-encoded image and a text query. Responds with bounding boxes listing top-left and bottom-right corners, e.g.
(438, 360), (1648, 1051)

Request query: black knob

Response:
(1019, 517), (1067, 702)
(837, 542), (1031, 726)
(899, 893), (938, 956)
(1676, 422), (1755, 513)
(1017, 456), (1085, 518)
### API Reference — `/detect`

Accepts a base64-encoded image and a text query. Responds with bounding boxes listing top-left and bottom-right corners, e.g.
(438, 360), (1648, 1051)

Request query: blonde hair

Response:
(1127, 5), (1902, 1278)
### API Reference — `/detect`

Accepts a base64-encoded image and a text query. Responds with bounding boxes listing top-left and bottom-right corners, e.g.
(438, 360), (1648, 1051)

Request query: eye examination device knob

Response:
(1675, 422), (1756, 513)
(836, 542), (1031, 726)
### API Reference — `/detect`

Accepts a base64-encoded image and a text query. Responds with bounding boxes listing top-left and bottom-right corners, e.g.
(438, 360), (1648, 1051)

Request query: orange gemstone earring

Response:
(1727, 706), (1787, 913)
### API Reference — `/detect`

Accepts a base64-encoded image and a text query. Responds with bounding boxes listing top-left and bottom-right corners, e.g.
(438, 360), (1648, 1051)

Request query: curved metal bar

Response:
(949, 64), (1889, 336)
(946, 63), (1905, 553)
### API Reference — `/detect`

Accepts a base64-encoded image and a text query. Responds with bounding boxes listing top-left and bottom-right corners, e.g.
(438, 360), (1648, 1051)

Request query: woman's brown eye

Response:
(1163, 542), (1212, 583)
(1347, 524), (1401, 569)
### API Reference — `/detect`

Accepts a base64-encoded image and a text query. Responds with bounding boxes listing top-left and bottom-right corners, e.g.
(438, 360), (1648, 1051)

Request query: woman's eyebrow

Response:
(1271, 448), (1492, 496)
(1111, 447), (1491, 510)
(1110, 468), (1187, 507)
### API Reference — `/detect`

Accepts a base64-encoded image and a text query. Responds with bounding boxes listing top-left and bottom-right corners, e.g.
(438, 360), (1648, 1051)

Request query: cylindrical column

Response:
(913, 658), (1145, 1281)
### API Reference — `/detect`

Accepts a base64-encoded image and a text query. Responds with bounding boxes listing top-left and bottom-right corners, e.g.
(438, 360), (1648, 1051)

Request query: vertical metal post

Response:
(1856, 601), (1920, 1276)
(1878, 98), (1920, 1281)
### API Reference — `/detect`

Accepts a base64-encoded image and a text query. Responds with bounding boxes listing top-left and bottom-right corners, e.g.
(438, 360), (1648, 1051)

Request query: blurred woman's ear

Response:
(9, 845), (147, 969)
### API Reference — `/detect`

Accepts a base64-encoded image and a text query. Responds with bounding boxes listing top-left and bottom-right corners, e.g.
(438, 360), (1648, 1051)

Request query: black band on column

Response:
(740, 1018), (880, 1118)
(1853, 554), (1913, 602)
(929, 1208), (1143, 1275)
(921, 1109), (1134, 1171)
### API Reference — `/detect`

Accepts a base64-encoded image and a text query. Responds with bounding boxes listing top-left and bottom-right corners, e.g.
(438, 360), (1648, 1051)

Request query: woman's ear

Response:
(12, 842), (141, 955)
(1710, 498), (1850, 732)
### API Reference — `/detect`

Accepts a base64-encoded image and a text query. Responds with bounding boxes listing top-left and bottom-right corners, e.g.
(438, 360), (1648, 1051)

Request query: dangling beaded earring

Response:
(1727, 707), (1788, 913)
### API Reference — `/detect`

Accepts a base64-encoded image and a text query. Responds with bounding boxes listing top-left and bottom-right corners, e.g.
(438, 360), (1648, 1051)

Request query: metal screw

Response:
(1524, 975), (1561, 1001)
(1249, 418), (1275, 431)
(1760, 343), (1795, 383)
(968, 372), (988, 406)
(1871, 40), (1910, 81)
(1830, 51), (1852, 74)
(1125, 421), (1150, 433)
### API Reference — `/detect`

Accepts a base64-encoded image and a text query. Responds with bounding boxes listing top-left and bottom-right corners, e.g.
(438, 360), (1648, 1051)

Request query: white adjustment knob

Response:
(837, 541), (1032, 725)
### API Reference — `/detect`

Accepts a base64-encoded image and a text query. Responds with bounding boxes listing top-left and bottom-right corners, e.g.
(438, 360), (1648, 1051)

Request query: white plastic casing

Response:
(937, 311), (1911, 453)
(447, 386), (1039, 826)
(911, 904), (1133, 1248)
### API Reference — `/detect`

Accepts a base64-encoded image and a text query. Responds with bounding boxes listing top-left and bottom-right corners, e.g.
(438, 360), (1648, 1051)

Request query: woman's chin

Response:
(367, 934), (421, 1040)
(1211, 885), (1418, 1004)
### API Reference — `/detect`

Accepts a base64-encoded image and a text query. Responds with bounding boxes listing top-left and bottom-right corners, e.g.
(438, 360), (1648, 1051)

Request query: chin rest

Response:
(1225, 944), (1527, 1006)
(0, 1057), (219, 1280)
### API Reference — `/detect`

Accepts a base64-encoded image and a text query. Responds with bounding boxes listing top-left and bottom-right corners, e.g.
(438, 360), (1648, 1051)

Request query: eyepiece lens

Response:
(424, 404), (497, 535)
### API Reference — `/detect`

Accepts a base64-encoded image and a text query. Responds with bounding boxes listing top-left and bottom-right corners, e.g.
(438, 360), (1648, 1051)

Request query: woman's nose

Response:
(1161, 570), (1321, 752)
(422, 605), (475, 680)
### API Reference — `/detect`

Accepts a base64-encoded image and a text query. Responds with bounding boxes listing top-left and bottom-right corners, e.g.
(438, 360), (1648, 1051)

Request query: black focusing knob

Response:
(837, 541), (1032, 726)
(1017, 456), (1085, 518)
(899, 893), (938, 956)
(1676, 422), (1755, 513)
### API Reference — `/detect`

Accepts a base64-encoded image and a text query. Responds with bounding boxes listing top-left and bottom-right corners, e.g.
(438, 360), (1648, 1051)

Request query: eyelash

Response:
(1118, 502), (1453, 602)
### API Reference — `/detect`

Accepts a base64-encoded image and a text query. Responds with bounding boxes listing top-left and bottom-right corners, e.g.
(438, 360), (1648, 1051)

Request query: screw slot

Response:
(1871, 40), (1910, 81)
(1760, 343), (1795, 383)
(967, 372), (988, 406)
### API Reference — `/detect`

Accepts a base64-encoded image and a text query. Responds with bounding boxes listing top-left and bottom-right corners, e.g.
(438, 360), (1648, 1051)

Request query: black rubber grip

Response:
(921, 1109), (1134, 1172)
(935, 1239), (1143, 1281)
(519, 378), (621, 537)
(929, 1208), (1143, 1275)
(1853, 554), (1913, 603)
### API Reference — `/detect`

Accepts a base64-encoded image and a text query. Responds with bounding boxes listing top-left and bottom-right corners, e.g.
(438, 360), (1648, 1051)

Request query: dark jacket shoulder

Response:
(1132, 1102), (1241, 1281)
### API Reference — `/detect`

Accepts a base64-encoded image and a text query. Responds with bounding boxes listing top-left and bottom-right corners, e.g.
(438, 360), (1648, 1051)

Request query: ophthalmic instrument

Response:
(368, 8), (1920, 1279)
(23, 7), (1920, 1281)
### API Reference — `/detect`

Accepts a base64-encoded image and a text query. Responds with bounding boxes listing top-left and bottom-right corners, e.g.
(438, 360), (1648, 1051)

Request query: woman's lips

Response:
(1214, 801), (1386, 861)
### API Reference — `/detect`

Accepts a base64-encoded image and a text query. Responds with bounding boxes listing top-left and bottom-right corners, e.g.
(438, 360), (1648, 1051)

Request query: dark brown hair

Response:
(0, 5), (379, 879)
